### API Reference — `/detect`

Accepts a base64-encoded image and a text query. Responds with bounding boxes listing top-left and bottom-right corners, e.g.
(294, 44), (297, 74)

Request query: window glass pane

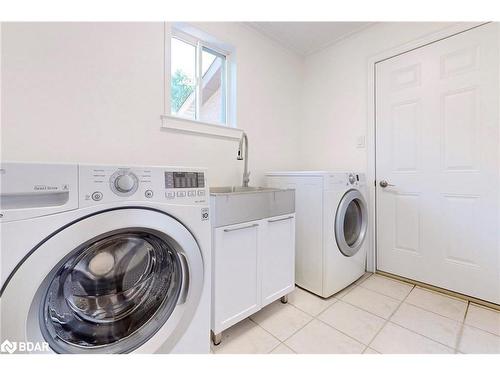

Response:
(200, 47), (226, 124)
(171, 37), (196, 119)
(202, 50), (216, 76)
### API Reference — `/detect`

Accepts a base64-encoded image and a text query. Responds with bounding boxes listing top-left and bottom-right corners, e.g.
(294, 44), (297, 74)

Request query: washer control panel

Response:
(79, 165), (208, 207)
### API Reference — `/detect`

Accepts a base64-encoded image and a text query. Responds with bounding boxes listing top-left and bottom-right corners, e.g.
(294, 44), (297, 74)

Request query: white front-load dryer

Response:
(323, 172), (368, 296)
(0, 163), (211, 354)
(266, 171), (368, 298)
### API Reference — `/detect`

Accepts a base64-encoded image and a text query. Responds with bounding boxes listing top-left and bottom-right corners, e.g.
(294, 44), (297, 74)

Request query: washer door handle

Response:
(177, 252), (190, 305)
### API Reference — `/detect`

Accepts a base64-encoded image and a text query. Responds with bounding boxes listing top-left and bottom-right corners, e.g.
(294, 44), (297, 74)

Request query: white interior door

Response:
(376, 23), (500, 304)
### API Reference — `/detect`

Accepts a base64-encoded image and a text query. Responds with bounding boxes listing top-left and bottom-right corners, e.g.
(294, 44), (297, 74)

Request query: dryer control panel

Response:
(328, 172), (366, 190)
(79, 165), (208, 207)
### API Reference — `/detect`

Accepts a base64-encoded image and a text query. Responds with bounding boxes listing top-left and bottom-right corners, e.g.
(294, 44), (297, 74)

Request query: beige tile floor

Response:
(212, 273), (500, 354)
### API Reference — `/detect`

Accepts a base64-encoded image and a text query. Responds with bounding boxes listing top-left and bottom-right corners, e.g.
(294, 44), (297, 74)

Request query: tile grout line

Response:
(378, 284), (463, 352)
(337, 285), (404, 319)
(388, 320), (457, 352)
(358, 273), (416, 297)
(454, 301), (470, 353)
(284, 275), (388, 350)
(271, 294), (373, 352)
(321, 277), (494, 353)
(402, 299), (467, 322)
(275, 281), (381, 352)
(278, 318), (318, 350)
(376, 285), (462, 352)
(362, 346), (380, 354)
(363, 283), (417, 352)
(258, 286), (458, 354)
(266, 340), (284, 354)
(460, 321), (500, 338)
(368, 284), (467, 353)
(283, 342), (298, 354)
(218, 276), (498, 354)
(288, 296), (339, 318)
(456, 302), (500, 338)
(305, 317), (368, 353)
(380, 273), (487, 314)
(316, 314), (377, 350)
(349, 273), (415, 300)
(274, 342), (298, 354)
(289, 275), (408, 352)
(251, 283), (365, 350)
(214, 318), (282, 354)
(360, 278), (471, 323)
(249, 302), (316, 347)
(249, 315), (302, 346)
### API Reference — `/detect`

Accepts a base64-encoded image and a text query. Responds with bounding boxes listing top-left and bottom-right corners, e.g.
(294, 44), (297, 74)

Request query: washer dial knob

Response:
(115, 174), (136, 192)
(110, 171), (138, 196)
(348, 174), (356, 184)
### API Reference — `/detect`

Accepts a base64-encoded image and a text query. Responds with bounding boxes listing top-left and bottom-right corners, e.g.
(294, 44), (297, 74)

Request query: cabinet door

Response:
(213, 221), (260, 333)
(261, 214), (295, 307)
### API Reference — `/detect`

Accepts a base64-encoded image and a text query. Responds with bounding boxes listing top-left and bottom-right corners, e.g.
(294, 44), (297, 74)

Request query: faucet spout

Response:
(237, 132), (250, 187)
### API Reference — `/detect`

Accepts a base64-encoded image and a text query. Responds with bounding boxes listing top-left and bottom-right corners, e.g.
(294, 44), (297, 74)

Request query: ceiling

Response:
(245, 22), (374, 56)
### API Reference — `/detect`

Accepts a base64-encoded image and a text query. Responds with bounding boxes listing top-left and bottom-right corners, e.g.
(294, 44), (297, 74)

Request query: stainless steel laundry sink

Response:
(210, 186), (281, 195)
(209, 186), (295, 227)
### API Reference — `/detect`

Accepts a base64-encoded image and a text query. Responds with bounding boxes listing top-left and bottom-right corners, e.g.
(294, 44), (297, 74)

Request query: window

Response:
(170, 31), (228, 126)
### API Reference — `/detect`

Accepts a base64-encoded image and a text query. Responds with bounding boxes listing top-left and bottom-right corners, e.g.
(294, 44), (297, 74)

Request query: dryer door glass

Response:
(344, 200), (363, 246)
(40, 231), (183, 353)
(335, 190), (368, 257)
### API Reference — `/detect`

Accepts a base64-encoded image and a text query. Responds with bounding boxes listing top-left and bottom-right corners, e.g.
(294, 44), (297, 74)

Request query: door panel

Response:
(394, 192), (420, 254)
(392, 100), (420, 172)
(442, 88), (479, 171)
(376, 24), (500, 304)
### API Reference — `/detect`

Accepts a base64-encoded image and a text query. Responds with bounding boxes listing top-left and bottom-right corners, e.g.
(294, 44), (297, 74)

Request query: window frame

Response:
(163, 24), (239, 139)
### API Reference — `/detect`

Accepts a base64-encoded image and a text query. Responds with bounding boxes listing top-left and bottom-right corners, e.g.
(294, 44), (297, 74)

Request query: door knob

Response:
(379, 180), (395, 188)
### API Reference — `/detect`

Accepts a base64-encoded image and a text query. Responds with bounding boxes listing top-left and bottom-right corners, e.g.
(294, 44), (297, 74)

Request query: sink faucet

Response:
(237, 132), (250, 187)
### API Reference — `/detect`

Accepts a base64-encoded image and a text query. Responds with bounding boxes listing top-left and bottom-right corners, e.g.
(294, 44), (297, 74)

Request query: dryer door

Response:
(0, 208), (204, 354)
(335, 190), (368, 257)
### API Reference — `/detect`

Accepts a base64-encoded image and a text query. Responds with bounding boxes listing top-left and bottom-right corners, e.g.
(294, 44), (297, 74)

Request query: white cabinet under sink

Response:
(261, 215), (295, 307)
(211, 213), (295, 342)
(213, 221), (261, 331)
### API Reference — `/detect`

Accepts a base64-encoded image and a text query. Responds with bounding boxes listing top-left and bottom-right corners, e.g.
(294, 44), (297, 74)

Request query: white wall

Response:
(1, 22), (303, 186)
(3, 22), (486, 185)
(299, 22), (477, 172)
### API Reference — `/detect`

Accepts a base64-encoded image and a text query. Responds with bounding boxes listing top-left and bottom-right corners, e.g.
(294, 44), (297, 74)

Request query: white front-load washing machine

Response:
(0, 162), (211, 354)
(266, 171), (368, 298)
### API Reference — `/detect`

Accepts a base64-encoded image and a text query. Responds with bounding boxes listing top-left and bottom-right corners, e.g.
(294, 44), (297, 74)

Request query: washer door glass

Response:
(335, 190), (368, 257)
(41, 231), (182, 353)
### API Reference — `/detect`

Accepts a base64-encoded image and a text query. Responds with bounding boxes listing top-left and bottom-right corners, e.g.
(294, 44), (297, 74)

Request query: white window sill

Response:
(160, 114), (242, 140)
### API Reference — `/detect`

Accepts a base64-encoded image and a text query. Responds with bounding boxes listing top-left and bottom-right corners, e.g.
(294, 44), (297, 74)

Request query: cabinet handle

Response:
(268, 215), (294, 223)
(223, 223), (259, 232)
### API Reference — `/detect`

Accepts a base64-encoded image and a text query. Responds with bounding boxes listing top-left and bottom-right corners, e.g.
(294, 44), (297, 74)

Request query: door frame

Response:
(365, 22), (489, 273)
